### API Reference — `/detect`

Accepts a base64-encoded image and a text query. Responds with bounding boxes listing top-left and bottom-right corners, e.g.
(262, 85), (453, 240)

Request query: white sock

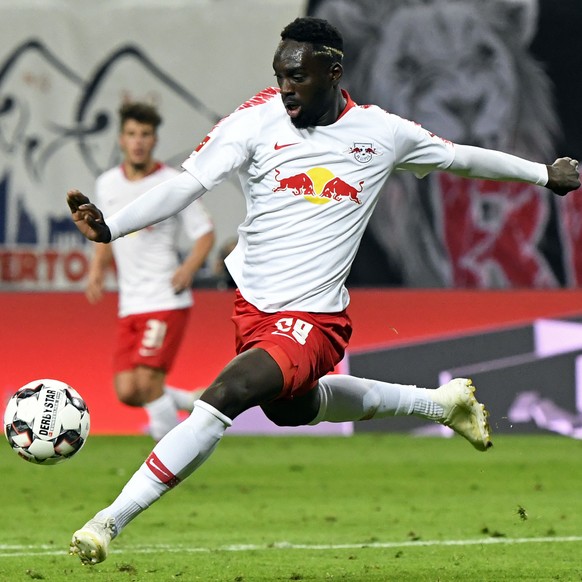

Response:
(308, 375), (443, 425)
(144, 392), (180, 441)
(165, 385), (204, 412)
(95, 400), (232, 533)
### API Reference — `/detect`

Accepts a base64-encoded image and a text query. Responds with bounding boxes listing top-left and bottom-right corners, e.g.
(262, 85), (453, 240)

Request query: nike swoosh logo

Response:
(146, 453), (180, 487)
(147, 454), (171, 479)
(274, 142), (299, 150)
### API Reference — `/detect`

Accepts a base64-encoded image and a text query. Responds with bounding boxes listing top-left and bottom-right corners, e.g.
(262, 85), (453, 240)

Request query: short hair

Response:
(280, 17), (344, 62)
(118, 102), (162, 130)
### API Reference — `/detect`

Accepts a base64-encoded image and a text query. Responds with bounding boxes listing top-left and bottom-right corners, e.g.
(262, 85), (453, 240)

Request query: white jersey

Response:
(182, 88), (455, 313)
(95, 163), (213, 317)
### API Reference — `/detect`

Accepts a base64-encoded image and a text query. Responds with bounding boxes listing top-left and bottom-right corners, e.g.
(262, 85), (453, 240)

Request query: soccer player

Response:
(86, 102), (215, 441)
(67, 18), (580, 564)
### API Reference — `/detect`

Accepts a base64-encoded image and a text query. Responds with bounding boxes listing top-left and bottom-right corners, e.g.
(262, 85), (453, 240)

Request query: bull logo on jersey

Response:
(346, 143), (381, 164)
(273, 168), (363, 205)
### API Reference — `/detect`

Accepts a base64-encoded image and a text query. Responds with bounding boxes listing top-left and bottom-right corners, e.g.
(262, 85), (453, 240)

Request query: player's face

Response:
(273, 40), (342, 129)
(119, 119), (157, 169)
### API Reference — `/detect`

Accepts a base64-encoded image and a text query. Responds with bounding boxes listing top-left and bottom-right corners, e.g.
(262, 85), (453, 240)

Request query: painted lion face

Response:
(363, 4), (517, 149)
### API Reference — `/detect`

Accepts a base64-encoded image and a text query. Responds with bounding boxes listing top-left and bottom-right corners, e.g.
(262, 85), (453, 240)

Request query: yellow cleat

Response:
(70, 516), (117, 565)
(432, 378), (492, 451)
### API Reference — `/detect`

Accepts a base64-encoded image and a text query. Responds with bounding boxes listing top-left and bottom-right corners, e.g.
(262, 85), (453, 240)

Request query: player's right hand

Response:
(85, 277), (104, 304)
(546, 157), (580, 196)
(67, 190), (112, 243)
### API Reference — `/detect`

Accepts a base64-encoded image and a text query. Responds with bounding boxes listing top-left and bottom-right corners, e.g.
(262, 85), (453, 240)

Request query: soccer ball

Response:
(3, 379), (90, 465)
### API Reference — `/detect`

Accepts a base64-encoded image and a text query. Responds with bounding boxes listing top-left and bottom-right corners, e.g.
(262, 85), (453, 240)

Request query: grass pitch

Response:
(1, 432), (582, 581)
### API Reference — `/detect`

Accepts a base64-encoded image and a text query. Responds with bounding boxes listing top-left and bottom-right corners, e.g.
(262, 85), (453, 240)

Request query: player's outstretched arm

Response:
(448, 145), (580, 196)
(546, 157), (580, 196)
(71, 172), (207, 242)
(67, 190), (112, 243)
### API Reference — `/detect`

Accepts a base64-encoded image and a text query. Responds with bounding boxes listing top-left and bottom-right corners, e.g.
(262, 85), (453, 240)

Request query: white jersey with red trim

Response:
(95, 164), (213, 317)
(182, 87), (455, 313)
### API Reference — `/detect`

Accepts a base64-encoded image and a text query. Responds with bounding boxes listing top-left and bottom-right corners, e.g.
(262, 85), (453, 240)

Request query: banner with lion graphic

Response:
(309, 0), (582, 288)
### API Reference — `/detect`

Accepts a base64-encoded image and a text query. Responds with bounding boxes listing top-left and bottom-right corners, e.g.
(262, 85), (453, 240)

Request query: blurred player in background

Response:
(68, 18), (580, 564)
(86, 102), (215, 441)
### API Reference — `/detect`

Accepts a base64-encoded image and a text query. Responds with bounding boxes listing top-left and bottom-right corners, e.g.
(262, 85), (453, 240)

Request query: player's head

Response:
(118, 102), (161, 170)
(119, 102), (162, 130)
(274, 17), (344, 129)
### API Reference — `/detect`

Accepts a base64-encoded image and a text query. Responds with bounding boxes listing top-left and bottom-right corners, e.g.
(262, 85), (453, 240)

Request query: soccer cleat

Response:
(69, 516), (117, 565)
(431, 378), (492, 451)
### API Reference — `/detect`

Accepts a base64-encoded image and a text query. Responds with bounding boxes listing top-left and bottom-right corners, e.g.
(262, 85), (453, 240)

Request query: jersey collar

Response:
(121, 161), (163, 180)
(337, 89), (356, 121)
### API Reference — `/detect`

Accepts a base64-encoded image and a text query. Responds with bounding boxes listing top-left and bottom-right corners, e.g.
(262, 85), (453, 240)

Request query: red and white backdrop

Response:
(3, 289), (582, 438)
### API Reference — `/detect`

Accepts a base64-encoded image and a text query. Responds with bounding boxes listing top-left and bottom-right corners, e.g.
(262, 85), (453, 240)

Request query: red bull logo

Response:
(346, 142), (381, 164)
(273, 169), (315, 197)
(273, 167), (363, 205)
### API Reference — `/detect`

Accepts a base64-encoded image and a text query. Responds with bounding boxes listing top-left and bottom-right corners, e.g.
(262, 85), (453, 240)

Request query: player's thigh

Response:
(202, 347), (284, 419)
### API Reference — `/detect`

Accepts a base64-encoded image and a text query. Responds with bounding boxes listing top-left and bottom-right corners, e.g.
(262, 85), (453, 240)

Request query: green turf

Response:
(1, 432), (582, 581)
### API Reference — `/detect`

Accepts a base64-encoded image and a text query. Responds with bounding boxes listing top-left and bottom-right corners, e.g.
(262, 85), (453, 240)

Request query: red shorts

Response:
(232, 290), (352, 398)
(113, 308), (190, 373)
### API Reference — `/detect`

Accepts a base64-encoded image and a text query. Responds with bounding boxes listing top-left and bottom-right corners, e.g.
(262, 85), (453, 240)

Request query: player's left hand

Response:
(546, 157), (580, 196)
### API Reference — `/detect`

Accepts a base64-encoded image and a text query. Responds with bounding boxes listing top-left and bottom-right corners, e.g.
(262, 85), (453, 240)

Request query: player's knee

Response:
(204, 378), (258, 417)
(362, 385), (382, 417)
(262, 406), (304, 426)
(114, 376), (144, 407)
(203, 349), (285, 419)
(262, 389), (320, 427)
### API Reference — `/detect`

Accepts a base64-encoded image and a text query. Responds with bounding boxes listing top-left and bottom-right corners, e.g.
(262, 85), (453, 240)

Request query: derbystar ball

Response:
(3, 379), (90, 465)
